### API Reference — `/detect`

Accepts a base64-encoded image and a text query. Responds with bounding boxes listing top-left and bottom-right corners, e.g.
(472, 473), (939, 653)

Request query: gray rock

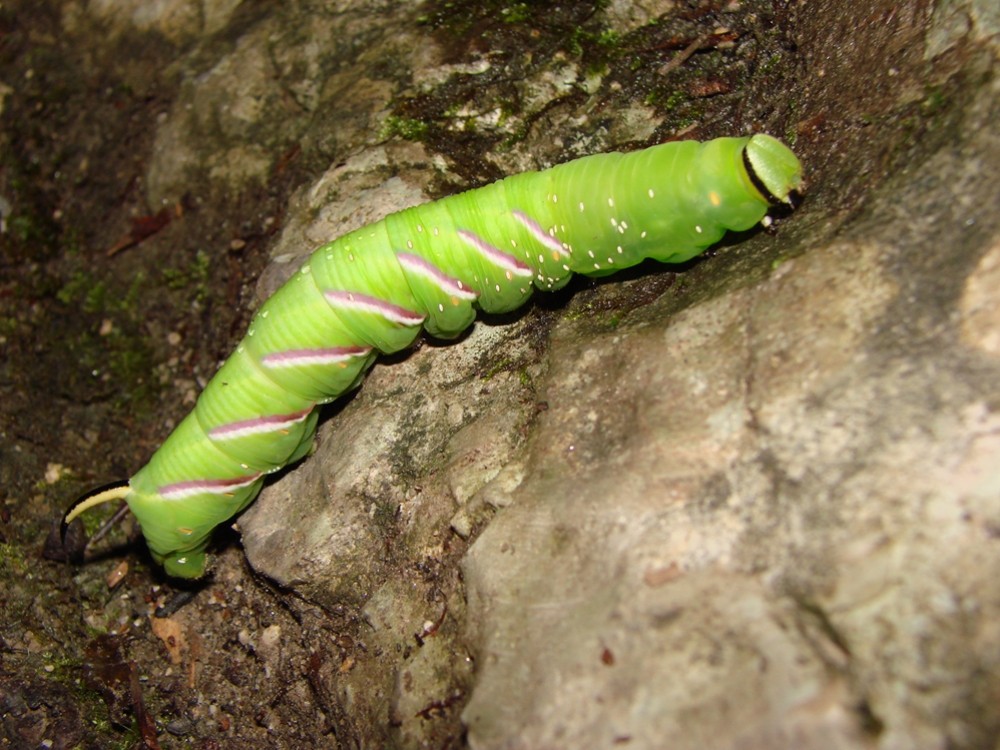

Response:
(236, 3), (1000, 749)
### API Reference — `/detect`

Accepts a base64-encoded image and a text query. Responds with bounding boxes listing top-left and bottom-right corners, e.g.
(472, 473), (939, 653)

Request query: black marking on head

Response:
(741, 145), (781, 206)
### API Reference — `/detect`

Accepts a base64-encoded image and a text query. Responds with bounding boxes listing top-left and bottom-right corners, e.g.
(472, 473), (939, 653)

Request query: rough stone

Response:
(241, 17), (1000, 750)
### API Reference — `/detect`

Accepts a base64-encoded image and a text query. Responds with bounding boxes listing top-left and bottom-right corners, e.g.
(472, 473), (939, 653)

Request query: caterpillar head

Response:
(744, 134), (803, 205)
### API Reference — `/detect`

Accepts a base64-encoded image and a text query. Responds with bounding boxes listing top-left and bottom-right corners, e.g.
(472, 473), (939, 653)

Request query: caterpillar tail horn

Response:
(61, 480), (131, 545)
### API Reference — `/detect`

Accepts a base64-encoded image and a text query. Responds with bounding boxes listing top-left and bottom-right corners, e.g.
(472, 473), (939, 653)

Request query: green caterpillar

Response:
(63, 134), (802, 579)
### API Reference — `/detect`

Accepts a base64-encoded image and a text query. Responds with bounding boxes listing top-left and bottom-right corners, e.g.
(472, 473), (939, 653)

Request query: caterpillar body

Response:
(64, 134), (802, 578)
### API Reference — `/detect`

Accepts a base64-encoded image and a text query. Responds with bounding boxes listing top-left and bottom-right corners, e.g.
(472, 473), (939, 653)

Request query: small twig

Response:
(88, 502), (132, 546)
(129, 660), (162, 749)
(658, 33), (712, 77)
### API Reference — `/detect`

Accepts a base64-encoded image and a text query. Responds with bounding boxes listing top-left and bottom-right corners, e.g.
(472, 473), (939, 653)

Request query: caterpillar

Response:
(63, 134), (802, 579)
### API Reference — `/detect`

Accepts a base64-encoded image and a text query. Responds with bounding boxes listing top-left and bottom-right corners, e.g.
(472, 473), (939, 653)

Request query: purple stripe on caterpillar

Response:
(511, 210), (571, 259)
(397, 252), (479, 301)
(159, 473), (263, 500)
(208, 408), (313, 440)
(456, 228), (535, 279)
(261, 346), (372, 368)
(324, 289), (425, 326)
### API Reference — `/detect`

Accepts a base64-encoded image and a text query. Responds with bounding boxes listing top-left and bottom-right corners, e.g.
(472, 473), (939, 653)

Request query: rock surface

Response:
(235, 6), (1000, 750)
